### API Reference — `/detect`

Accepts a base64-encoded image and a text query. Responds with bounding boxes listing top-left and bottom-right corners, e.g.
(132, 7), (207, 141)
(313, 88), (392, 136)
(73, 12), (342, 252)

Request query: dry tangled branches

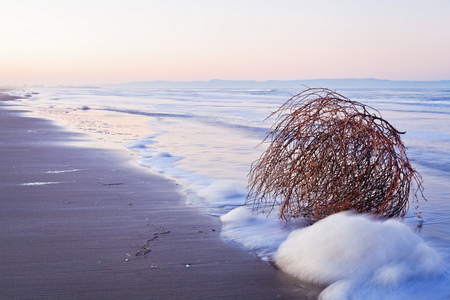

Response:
(247, 88), (424, 221)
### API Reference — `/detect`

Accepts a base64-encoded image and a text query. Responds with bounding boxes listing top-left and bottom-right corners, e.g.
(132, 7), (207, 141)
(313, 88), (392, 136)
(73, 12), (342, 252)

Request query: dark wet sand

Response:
(0, 96), (322, 299)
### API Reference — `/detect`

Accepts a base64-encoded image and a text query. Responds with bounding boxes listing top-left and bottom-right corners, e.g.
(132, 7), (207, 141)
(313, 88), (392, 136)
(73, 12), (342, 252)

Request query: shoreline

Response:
(0, 98), (322, 298)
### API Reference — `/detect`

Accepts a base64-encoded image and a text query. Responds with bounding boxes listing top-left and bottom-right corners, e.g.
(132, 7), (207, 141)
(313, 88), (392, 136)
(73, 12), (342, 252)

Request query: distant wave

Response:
(390, 108), (450, 115)
(100, 107), (268, 138)
(102, 107), (193, 119)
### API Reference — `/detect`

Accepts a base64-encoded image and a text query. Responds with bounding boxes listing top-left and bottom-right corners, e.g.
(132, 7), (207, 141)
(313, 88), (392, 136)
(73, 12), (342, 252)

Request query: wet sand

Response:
(0, 97), (322, 299)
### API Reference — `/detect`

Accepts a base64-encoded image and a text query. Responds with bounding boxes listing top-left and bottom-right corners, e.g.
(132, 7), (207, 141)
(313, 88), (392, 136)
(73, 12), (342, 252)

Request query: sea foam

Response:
(275, 212), (446, 299)
(221, 206), (309, 260)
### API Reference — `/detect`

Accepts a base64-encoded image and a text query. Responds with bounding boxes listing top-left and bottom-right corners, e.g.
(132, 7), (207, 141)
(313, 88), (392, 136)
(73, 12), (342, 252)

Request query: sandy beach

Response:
(0, 95), (322, 299)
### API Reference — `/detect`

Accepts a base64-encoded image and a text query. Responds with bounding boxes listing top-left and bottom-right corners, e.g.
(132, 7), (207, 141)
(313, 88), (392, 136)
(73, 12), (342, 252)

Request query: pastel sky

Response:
(1, 0), (450, 85)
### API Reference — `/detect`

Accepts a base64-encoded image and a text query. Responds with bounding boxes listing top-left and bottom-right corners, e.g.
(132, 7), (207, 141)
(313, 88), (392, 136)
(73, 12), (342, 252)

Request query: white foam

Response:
(46, 169), (83, 174)
(20, 182), (61, 186)
(275, 212), (446, 299)
(195, 180), (245, 204)
(221, 206), (308, 260)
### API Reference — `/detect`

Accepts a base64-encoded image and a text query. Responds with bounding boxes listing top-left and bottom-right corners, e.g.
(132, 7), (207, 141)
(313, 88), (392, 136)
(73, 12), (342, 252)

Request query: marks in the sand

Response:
(126, 220), (220, 271)
(131, 230), (171, 257)
(97, 181), (124, 186)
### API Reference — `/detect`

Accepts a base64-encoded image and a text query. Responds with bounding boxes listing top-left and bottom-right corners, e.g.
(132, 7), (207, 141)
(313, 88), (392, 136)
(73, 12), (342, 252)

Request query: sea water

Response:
(11, 87), (450, 299)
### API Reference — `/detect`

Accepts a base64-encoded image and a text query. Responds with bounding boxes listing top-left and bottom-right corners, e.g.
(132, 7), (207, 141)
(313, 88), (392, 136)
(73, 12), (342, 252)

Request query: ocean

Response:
(10, 87), (450, 299)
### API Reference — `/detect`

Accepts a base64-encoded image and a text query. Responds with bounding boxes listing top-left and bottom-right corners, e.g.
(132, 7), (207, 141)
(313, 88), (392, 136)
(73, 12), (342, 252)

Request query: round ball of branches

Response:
(247, 88), (424, 221)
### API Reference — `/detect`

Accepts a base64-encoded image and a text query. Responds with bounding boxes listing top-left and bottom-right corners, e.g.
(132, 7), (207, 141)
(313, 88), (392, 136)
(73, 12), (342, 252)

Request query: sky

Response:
(1, 0), (450, 85)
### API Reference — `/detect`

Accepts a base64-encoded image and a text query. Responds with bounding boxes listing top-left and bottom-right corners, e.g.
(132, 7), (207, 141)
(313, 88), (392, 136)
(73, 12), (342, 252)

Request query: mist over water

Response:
(14, 87), (450, 299)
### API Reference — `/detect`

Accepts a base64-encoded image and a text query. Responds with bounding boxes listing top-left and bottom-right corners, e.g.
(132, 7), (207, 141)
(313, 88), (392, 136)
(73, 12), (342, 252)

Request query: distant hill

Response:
(100, 78), (450, 89)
